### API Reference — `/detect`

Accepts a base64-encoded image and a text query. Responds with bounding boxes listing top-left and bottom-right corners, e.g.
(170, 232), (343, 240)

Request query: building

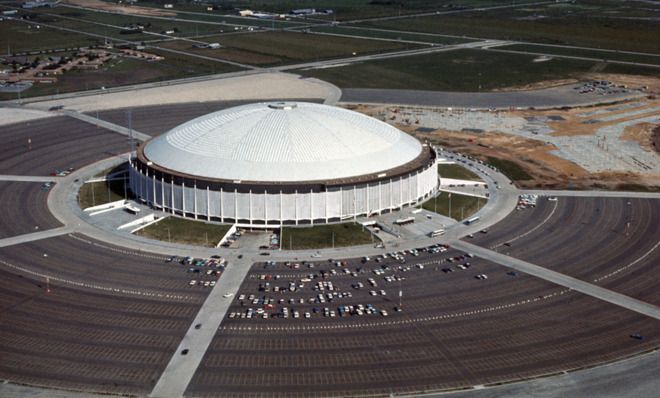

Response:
(129, 102), (438, 226)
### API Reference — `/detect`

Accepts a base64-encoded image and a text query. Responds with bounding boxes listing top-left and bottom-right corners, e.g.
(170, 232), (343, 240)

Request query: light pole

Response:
(448, 193), (452, 218)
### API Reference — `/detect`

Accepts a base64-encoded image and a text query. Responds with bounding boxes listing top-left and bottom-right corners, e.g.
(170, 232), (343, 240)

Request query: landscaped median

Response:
(135, 216), (231, 248)
(420, 192), (485, 221)
(281, 222), (376, 250)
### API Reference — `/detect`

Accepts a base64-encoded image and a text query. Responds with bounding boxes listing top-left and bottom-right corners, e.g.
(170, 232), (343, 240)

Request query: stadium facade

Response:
(129, 102), (438, 225)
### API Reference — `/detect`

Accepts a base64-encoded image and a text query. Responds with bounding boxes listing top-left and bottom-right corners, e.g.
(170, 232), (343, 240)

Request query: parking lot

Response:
(188, 242), (660, 396)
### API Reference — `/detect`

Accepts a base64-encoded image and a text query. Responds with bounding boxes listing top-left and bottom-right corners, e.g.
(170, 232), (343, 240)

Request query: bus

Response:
(394, 217), (415, 226)
(464, 216), (480, 225)
(429, 229), (445, 237)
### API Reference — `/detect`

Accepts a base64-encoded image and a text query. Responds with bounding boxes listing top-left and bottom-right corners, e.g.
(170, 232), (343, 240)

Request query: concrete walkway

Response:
(451, 240), (660, 321)
(60, 110), (151, 141)
(150, 256), (255, 398)
(0, 226), (75, 248)
(520, 189), (660, 199)
(0, 175), (56, 182)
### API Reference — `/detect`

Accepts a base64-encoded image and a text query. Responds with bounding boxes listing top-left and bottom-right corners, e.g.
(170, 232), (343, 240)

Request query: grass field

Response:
(0, 19), (99, 53)
(421, 192), (484, 221)
(361, 2), (660, 53)
(307, 26), (472, 45)
(27, 6), (232, 38)
(78, 179), (127, 209)
(486, 157), (533, 181)
(135, 216), (230, 247)
(0, 51), (241, 99)
(281, 222), (374, 250)
(297, 49), (601, 91)
(497, 44), (660, 67)
(174, 31), (412, 66)
(438, 164), (481, 181)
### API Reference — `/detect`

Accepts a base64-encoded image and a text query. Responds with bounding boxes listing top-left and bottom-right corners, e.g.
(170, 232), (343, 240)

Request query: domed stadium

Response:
(129, 102), (438, 225)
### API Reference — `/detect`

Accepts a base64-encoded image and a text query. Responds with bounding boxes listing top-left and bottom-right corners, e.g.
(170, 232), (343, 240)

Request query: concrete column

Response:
(249, 189), (253, 225)
(207, 186), (211, 221)
(264, 189), (268, 225)
(161, 176), (165, 210)
(339, 186), (343, 218)
(219, 187), (223, 222)
(181, 181), (186, 216)
(193, 181), (198, 220)
(310, 188), (314, 226)
(295, 189), (298, 225)
(389, 178), (393, 210)
(366, 183), (369, 217)
(325, 189), (329, 223)
(399, 176), (403, 208)
(234, 188), (238, 223)
(353, 185), (357, 221)
(280, 190), (283, 223)
(152, 171), (156, 206)
(378, 180), (382, 215)
(170, 177), (175, 214)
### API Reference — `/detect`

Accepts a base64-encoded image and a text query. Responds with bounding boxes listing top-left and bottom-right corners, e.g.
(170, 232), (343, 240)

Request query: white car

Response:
(223, 292), (234, 298)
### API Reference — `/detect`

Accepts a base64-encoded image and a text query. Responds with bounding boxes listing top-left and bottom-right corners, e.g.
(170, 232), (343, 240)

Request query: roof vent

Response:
(268, 102), (297, 110)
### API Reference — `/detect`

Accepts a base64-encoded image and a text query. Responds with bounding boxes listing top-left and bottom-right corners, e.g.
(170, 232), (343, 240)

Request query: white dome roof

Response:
(143, 102), (422, 182)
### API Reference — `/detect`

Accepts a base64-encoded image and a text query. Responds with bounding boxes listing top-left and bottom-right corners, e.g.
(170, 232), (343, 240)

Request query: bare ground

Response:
(63, 0), (176, 17)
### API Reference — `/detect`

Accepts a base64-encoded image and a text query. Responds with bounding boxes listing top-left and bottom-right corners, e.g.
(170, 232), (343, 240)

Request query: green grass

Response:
(296, 49), (601, 91)
(438, 164), (481, 181)
(486, 157), (533, 181)
(361, 2), (660, 53)
(307, 26), (472, 45)
(497, 44), (660, 66)
(135, 217), (230, 247)
(78, 180), (127, 209)
(0, 19), (99, 53)
(207, 31), (411, 66)
(420, 192), (485, 220)
(0, 51), (242, 99)
(281, 223), (374, 250)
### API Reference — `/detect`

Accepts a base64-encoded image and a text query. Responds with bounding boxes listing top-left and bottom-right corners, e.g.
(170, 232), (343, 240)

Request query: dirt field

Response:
(64, 0), (175, 17)
(353, 97), (660, 191)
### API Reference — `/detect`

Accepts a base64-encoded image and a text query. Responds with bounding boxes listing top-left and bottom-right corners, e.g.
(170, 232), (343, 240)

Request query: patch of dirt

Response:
(63, 0), (176, 17)
(583, 73), (660, 94)
(651, 125), (660, 155)
(414, 128), (660, 190)
(622, 123), (656, 152)
(492, 78), (578, 92)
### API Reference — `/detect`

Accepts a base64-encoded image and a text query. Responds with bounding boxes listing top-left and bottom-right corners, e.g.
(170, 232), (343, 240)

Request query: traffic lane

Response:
(477, 197), (660, 305)
(89, 98), (324, 137)
(0, 269), (202, 396)
(0, 181), (62, 239)
(0, 116), (130, 176)
(0, 234), (211, 302)
(189, 284), (660, 396)
(340, 85), (641, 109)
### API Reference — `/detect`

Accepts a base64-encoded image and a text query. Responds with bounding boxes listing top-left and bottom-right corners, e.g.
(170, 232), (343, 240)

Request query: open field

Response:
(297, 49), (602, 91)
(421, 191), (484, 220)
(497, 44), (660, 67)
(486, 156), (534, 181)
(135, 216), (231, 247)
(159, 31), (411, 66)
(78, 179), (126, 209)
(0, 52), (241, 99)
(0, 19), (99, 53)
(307, 26), (473, 45)
(281, 223), (374, 250)
(29, 5), (233, 37)
(438, 163), (481, 181)
(360, 1), (660, 53)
